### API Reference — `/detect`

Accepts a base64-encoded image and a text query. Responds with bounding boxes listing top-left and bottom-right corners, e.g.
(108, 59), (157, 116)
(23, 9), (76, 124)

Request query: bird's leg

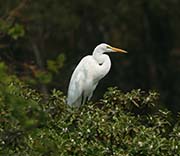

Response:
(81, 91), (89, 106)
(81, 91), (85, 106)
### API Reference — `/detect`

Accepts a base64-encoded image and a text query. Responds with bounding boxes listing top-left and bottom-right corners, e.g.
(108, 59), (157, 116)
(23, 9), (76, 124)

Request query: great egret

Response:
(67, 43), (127, 107)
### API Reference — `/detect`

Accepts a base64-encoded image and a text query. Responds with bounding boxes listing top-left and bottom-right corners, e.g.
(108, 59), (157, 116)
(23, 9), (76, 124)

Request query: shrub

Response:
(0, 63), (180, 155)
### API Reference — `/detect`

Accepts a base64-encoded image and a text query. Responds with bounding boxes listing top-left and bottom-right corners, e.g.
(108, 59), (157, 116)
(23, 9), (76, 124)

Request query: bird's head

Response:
(94, 43), (127, 54)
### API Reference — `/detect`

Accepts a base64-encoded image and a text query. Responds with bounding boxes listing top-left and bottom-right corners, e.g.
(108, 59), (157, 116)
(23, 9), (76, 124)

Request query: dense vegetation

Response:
(0, 0), (180, 112)
(0, 1), (180, 155)
(0, 63), (180, 155)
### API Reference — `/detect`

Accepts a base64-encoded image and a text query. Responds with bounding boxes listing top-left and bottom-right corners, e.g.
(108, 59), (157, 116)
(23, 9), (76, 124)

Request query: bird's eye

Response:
(106, 46), (111, 49)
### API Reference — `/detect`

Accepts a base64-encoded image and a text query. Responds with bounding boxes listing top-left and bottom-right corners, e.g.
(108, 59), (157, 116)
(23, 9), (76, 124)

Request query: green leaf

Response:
(8, 23), (25, 40)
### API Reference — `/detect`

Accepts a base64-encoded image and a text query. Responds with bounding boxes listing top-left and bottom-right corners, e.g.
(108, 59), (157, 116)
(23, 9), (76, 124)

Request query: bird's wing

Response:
(67, 69), (85, 107)
(67, 56), (92, 107)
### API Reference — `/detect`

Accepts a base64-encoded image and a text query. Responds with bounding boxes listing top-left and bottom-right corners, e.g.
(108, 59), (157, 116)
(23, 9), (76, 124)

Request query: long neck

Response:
(93, 52), (111, 79)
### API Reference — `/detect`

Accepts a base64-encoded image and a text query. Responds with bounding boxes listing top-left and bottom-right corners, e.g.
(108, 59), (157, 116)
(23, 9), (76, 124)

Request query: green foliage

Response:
(25, 53), (66, 86)
(0, 1), (180, 154)
(1, 0), (180, 112)
(0, 62), (47, 154)
(0, 20), (25, 40)
(7, 23), (25, 40)
(34, 70), (52, 85)
(0, 63), (180, 155)
(47, 53), (66, 73)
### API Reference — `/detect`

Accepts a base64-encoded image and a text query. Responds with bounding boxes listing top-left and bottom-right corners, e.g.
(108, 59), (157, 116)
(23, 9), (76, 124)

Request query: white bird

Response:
(67, 43), (127, 107)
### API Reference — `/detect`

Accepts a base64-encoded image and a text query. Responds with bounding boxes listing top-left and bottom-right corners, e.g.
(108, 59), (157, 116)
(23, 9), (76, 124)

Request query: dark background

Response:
(0, 0), (180, 112)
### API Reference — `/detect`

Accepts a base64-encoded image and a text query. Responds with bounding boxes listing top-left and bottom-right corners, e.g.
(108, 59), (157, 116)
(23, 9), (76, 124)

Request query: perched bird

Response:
(67, 43), (127, 107)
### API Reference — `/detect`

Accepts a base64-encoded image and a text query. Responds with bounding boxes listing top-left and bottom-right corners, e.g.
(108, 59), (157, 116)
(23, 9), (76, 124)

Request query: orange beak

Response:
(110, 46), (127, 53)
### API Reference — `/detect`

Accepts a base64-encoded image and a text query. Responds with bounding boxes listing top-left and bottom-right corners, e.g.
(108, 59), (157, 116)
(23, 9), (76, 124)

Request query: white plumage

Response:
(67, 43), (127, 107)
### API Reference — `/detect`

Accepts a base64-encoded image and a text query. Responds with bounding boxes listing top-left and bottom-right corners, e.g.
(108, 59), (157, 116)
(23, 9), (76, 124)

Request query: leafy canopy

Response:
(0, 62), (180, 155)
